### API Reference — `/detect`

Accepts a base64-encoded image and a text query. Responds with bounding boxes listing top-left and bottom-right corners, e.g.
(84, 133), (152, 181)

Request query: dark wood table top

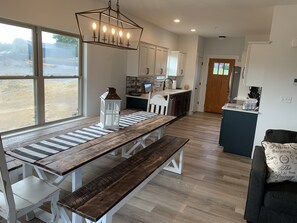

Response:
(4, 111), (176, 176)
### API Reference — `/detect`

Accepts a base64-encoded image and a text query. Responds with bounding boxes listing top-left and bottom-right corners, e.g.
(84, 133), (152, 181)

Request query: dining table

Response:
(4, 110), (176, 223)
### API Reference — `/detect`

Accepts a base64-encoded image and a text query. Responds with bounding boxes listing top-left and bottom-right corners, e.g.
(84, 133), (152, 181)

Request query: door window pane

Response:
(0, 23), (34, 76)
(0, 79), (35, 132)
(224, 63), (230, 75)
(213, 63), (218, 75)
(42, 32), (79, 76)
(218, 63), (224, 75)
(44, 79), (79, 122)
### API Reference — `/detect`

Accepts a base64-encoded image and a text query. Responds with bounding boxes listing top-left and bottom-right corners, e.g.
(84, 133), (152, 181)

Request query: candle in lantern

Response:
(102, 25), (107, 42)
(92, 22), (97, 41)
(126, 32), (130, 47)
(111, 28), (116, 44)
(119, 30), (123, 45)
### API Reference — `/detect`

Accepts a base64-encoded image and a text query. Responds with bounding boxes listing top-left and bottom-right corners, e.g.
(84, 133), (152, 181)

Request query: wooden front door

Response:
(204, 58), (235, 113)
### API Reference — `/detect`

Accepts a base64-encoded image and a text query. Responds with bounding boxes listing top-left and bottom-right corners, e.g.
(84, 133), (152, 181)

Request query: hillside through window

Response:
(0, 20), (82, 133)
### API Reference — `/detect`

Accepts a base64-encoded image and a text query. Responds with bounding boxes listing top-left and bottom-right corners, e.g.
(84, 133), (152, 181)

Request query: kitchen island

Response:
(126, 89), (191, 117)
(219, 103), (258, 157)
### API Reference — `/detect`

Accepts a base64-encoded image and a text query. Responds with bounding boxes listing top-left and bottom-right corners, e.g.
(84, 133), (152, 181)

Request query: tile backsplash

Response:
(126, 76), (163, 94)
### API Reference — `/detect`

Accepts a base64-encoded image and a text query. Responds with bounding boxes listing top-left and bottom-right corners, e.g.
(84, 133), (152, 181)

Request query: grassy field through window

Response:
(0, 79), (79, 132)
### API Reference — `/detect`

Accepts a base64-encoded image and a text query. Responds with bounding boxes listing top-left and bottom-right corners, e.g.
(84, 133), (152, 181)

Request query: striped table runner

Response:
(7, 111), (157, 163)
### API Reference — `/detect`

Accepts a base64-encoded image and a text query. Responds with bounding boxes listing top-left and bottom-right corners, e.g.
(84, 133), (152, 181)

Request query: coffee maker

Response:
(248, 87), (261, 106)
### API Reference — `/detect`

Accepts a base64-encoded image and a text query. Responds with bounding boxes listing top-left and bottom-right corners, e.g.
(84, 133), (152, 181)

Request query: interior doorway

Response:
(204, 58), (235, 113)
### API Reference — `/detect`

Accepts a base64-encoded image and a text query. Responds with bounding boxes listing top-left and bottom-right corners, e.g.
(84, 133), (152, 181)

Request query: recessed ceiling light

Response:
(174, 19), (180, 23)
(190, 29), (196, 32)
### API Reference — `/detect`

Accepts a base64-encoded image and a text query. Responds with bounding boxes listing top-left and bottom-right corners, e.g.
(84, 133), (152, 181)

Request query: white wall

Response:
(253, 5), (297, 147)
(84, 45), (127, 117)
(0, 0), (178, 117)
(197, 37), (245, 111)
(177, 34), (199, 114)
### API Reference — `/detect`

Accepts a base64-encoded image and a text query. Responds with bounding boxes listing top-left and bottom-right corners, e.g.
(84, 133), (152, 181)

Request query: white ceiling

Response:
(113, 0), (297, 37)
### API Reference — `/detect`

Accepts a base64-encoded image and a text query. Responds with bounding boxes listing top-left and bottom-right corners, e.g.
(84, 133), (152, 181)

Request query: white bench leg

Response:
(72, 168), (83, 223)
(51, 191), (60, 223)
(83, 214), (112, 223)
(100, 214), (112, 223)
(60, 207), (71, 223)
(163, 149), (184, 174)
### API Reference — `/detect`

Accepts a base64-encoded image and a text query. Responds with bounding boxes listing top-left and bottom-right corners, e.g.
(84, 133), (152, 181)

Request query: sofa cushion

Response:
(264, 181), (297, 217)
(259, 206), (297, 223)
(263, 141), (297, 183)
(264, 129), (297, 143)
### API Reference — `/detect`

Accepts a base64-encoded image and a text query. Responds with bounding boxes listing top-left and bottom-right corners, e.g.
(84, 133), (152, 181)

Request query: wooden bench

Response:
(58, 135), (189, 223)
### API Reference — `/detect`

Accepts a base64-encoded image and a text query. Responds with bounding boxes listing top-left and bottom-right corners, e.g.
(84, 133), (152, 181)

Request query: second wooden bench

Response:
(58, 135), (189, 223)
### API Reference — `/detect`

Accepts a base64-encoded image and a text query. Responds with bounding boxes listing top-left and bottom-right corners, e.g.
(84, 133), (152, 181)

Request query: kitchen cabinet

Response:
(219, 109), (258, 157)
(243, 42), (271, 87)
(126, 97), (148, 111)
(127, 43), (169, 77)
(139, 43), (156, 76)
(126, 42), (156, 77)
(167, 51), (186, 76)
(155, 47), (168, 76)
(126, 90), (191, 117)
(169, 91), (191, 116)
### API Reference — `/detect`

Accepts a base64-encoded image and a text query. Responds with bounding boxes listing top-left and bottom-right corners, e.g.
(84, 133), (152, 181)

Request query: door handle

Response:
(146, 68), (149, 75)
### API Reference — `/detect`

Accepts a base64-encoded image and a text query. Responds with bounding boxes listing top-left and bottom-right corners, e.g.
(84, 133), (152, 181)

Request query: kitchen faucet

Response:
(163, 78), (173, 90)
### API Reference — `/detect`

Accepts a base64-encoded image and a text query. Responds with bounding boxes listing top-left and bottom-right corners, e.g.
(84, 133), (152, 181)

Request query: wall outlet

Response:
(280, 96), (292, 103)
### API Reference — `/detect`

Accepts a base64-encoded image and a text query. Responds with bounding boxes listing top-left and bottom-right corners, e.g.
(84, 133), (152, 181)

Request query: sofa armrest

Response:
(244, 146), (267, 222)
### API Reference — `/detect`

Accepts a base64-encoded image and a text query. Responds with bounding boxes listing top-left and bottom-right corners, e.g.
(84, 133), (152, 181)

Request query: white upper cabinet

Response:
(167, 51), (186, 76)
(139, 43), (156, 76)
(243, 42), (271, 87)
(155, 47), (168, 76)
(127, 43), (168, 77)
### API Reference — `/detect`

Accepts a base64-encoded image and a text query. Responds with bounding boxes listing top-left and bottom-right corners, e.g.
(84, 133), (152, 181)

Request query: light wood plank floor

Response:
(20, 112), (252, 223)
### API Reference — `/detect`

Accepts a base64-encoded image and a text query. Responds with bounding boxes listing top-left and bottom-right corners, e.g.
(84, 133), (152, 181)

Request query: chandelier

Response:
(75, 0), (143, 50)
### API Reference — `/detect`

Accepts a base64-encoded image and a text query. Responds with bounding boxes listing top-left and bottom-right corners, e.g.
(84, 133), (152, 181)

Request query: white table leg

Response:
(72, 168), (83, 223)
(23, 163), (33, 178)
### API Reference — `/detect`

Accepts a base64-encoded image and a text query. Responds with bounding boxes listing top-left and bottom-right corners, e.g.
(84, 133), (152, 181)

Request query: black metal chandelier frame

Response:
(75, 0), (143, 50)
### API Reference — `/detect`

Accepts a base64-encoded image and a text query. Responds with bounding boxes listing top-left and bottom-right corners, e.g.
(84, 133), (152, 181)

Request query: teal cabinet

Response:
(219, 109), (258, 157)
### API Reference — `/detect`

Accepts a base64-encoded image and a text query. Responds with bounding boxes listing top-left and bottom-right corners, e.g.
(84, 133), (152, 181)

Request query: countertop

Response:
(222, 103), (259, 114)
(126, 89), (191, 100)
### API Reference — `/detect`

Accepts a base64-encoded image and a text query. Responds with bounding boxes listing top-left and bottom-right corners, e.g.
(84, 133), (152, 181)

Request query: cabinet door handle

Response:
(181, 69), (183, 75)
(242, 67), (245, 79)
(146, 68), (149, 75)
(160, 68), (163, 74)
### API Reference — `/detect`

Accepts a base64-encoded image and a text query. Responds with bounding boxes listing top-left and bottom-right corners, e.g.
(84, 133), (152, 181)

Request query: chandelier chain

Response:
(117, 0), (120, 12)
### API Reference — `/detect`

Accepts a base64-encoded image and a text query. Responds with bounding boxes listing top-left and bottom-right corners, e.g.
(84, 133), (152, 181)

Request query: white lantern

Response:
(99, 87), (122, 129)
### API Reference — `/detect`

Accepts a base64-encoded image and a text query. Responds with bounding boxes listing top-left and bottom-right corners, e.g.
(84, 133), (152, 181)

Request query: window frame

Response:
(0, 18), (83, 134)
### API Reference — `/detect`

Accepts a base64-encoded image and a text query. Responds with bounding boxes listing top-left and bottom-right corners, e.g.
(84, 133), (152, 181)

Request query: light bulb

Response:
(111, 28), (115, 35)
(127, 33), (130, 39)
(92, 22), (96, 30)
(119, 30), (123, 37)
(103, 25), (107, 33)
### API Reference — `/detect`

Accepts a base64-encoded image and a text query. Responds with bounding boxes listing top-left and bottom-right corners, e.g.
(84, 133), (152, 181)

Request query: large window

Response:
(0, 20), (82, 133)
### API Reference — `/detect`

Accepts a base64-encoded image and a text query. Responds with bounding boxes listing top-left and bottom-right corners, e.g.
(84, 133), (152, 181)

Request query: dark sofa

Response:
(244, 129), (297, 223)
